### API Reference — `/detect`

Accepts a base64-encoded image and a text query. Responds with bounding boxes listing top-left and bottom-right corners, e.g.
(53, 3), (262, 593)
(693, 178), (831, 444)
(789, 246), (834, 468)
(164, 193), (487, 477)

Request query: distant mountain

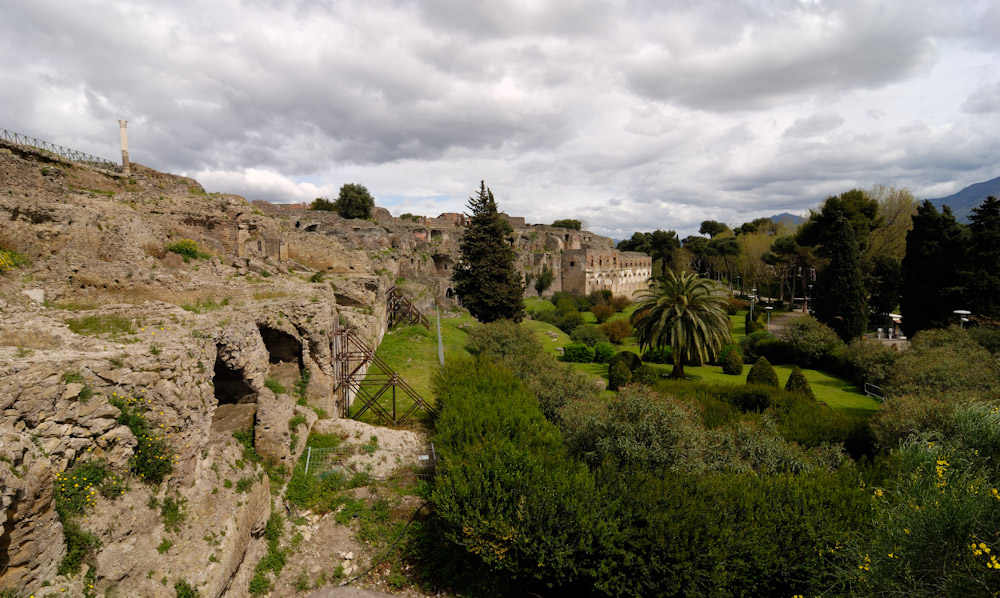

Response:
(927, 175), (1000, 222)
(770, 212), (805, 225)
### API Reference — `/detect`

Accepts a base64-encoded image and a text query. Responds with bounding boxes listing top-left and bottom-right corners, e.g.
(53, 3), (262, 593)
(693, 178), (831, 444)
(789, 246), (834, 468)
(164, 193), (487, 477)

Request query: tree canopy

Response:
(900, 201), (968, 336)
(811, 216), (867, 342)
(552, 219), (583, 230)
(452, 181), (525, 323)
(332, 183), (375, 219)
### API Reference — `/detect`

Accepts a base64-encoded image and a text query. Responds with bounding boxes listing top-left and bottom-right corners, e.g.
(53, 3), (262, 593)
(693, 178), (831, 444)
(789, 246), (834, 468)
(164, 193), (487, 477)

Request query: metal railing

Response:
(864, 382), (885, 402)
(1, 127), (121, 171)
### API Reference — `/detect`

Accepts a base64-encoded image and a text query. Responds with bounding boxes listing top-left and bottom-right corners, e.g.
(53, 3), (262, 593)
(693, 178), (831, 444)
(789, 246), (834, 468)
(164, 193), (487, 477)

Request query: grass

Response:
(66, 314), (140, 338)
(355, 311), (476, 426)
(523, 306), (876, 415)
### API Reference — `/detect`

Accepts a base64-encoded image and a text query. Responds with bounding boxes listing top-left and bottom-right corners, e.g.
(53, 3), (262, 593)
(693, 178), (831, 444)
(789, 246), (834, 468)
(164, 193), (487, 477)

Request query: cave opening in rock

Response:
(258, 326), (303, 367)
(213, 349), (257, 405)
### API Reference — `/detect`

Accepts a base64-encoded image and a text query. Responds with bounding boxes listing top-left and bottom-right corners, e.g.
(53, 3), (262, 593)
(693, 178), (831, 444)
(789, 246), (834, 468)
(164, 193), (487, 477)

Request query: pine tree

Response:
(812, 216), (868, 342)
(452, 181), (525, 323)
(964, 196), (1000, 320)
(900, 202), (969, 336)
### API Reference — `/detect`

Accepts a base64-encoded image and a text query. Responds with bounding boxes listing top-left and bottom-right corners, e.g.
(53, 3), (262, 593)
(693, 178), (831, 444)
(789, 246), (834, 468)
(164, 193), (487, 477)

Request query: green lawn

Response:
(360, 302), (877, 425)
(355, 310), (477, 426)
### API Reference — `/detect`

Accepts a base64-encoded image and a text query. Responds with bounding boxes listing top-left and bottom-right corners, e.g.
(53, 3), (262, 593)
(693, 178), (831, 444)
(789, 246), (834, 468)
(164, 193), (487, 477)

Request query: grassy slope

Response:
(356, 310), (477, 426)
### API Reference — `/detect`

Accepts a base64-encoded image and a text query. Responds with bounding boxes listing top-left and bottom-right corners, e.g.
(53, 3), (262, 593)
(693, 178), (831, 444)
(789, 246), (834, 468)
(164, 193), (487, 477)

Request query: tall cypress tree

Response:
(452, 181), (525, 323)
(964, 196), (1000, 320)
(812, 216), (867, 341)
(900, 201), (968, 336)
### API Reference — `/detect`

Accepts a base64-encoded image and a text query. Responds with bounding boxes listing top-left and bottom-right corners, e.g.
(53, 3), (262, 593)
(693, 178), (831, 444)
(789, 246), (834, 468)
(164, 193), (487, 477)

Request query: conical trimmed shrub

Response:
(784, 365), (814, 397)
(746, 356), (779, 388)
(722, 347), (744, 375)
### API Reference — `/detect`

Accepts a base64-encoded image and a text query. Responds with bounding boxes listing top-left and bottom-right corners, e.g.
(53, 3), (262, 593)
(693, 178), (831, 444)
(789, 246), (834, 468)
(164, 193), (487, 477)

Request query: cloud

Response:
(962, 80), (1000, 114)
(783, 112), (845, 138)
(0, 0), (997, 241)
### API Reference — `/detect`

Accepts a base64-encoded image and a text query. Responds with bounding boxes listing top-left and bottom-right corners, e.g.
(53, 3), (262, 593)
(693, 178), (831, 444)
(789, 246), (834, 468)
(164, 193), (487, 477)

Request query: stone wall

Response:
(561, 249), (652, 297)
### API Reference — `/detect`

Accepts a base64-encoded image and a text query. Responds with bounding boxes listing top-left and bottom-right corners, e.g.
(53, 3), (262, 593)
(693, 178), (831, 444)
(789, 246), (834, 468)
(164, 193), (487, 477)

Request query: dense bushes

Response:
(599, 319), (631, 344)
(569, 324), (608, 347)
(889, 326), (1000, 399)
(431, 357), (601, 592)
(608, 360), (632, 391)
(563, 343), (595, 363)
(784, 365), (813, 397)
(779, 315), (842, 365)
(467, 322), (599, 420)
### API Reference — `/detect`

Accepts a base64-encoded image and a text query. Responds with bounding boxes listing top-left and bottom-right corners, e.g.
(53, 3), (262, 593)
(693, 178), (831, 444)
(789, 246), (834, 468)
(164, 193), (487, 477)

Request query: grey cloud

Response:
(962, 81), (1000, 114)
(783, 112), (845, 138)
(622, 3), (938, 111)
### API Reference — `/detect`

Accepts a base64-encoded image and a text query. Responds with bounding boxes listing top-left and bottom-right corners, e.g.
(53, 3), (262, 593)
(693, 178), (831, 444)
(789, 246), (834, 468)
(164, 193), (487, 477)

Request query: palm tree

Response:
(630, 271), (732, 379)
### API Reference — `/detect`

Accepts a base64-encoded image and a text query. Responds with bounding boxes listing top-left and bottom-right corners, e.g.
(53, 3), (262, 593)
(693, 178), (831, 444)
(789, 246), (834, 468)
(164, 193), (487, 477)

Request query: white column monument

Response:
(118, 119), (130, 175)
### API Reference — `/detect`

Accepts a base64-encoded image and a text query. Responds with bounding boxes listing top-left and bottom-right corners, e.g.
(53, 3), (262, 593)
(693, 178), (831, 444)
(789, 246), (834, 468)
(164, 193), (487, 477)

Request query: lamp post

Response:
(750, 288), (757, 321)
(806, 284), (813, 313)
(765, 306), (773, 331)
(954, 309), (971, 329)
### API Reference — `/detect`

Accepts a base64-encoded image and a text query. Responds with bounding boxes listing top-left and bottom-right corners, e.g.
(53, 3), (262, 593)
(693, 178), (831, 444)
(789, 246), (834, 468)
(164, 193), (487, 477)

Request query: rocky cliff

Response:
(0, 142), (398, 597)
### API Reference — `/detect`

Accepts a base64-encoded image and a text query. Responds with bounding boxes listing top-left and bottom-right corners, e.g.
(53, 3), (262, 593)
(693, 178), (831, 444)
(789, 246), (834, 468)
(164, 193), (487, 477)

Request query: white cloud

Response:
(0, 0), (997, 240)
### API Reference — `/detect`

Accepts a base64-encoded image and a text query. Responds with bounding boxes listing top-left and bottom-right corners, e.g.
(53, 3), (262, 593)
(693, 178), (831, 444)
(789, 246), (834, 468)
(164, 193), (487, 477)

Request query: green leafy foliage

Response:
(551, 218), (582, 230)
(722, 346), (744, 375)
(569, 324), (608, 347)
(784, 366), (814, 397)
(309, 196), (335, 211)
(592, 342), (614, 364)
(0, 246), (29, 274)
(108, 394), (174, 484)
(631, 271), (732, 378)
(332, 183), (375, 219)
(58, 520), (99, 575)
(562, 342), (595, 363)
(779, 315), (842, 365)
(166, 239), (208, 260)
(608, 360), (632, 391)
(746, 356), (779, 388)
(590, 303), (614, 323)
(811, 216), (868, 341)
(174, 579), (201, 598)
(452, 181), (525, 323)
(533, 265), (555, 295)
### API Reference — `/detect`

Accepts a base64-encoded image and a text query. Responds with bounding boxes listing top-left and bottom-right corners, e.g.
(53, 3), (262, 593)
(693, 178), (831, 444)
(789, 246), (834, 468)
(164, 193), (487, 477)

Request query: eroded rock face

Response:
(0, 138), (402, 597)
(0, 430), (63, 590)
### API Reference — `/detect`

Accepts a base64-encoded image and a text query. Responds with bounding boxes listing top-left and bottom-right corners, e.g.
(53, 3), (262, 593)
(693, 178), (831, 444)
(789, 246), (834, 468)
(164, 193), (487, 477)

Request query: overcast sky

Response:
(2, 0), (998, 238)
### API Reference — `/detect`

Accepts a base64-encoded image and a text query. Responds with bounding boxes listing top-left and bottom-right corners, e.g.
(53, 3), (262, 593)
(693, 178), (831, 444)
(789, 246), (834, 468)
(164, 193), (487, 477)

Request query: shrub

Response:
(58, 520), (99, 575)
(889, 327), (1000, 399)
(609, 351), (641, 373)
(166, 239), (202, 260)
(722, 347), (744, 375)
(868, 395), (956, 450)
(784, 366), (813, 397)
(728, 386), (775, 412)
(609, 295), (631, 312)
(739, 330), (776, 363)
(600, 319), (631, 344)
(642, 346), (672, 364)
(0, 247), (29, 274)
(591, 304), (615, 323)
(174, 579), (201, 598)
(570, 324), (608, 347)
(746, 357), (778, 388)
(588, 289), (613, 306)
(835, 338), (899, 387)
(109, 394), (174, 484)
(557, 311), (586, 334)
(54, 460), (125, 519)
(633, 364), (658, 385)
(593, 342), (615, 364)
(779, 315), (842, 365)
(563, 343), (595, 363)
(968, 325), (1000, 355)
(609, 361), (632, 391)
(467, 321), (599, 420)
(724, 297), (747, 315)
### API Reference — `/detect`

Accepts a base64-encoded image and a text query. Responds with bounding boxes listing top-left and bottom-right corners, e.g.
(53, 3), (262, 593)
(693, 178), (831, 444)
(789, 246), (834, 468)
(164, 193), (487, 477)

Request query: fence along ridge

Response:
(1, 127), (121, 172)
